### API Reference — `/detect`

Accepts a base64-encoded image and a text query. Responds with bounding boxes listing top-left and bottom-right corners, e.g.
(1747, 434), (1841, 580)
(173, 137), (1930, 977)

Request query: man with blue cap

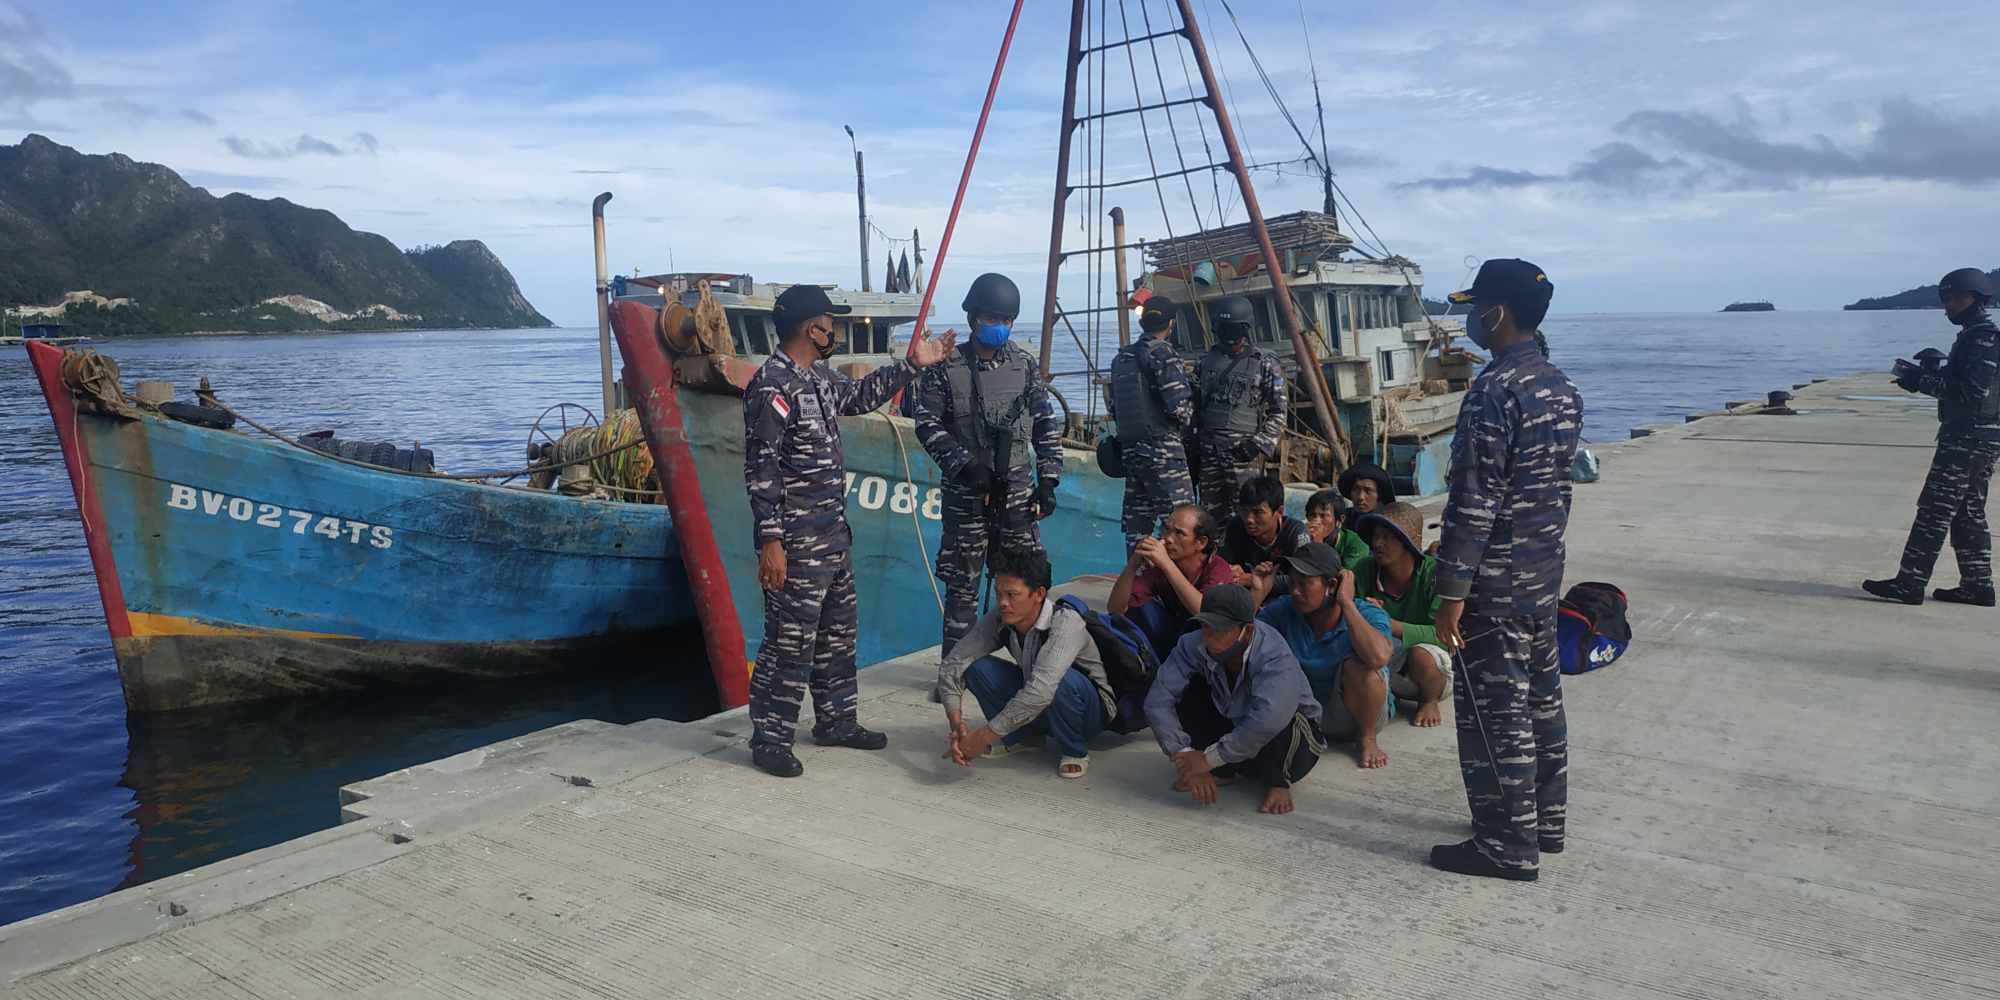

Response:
(1429, 258), (1583, 881)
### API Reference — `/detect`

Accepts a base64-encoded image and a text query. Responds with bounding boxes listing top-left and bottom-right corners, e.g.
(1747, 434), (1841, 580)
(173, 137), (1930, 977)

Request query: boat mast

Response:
(1036, 0), (1088, 380)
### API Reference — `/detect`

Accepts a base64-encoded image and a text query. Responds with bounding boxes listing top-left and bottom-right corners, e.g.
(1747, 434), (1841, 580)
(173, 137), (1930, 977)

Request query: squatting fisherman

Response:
(743, 284), (957, 778)
(1191, 294), (1287, 524)
(1107, 292), (1196, 550)
(912, 272), (1064, 655)
(1429, 258), (1582, 882)
(1866, 267), (2000, 607)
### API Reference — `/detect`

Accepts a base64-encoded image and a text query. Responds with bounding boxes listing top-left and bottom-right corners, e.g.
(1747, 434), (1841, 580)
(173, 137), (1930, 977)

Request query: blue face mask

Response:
(973, 320), (1013, 349)
(1463, 305), (1499, 349)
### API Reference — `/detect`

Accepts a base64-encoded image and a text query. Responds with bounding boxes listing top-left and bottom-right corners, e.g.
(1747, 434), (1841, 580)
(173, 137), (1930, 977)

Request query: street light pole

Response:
(846, 125), (871, 293)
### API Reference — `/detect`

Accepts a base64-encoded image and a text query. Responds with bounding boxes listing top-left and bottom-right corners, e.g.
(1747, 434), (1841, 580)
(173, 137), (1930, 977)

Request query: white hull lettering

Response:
(159, 481), (395, 550)
(844, 474), (942, 521)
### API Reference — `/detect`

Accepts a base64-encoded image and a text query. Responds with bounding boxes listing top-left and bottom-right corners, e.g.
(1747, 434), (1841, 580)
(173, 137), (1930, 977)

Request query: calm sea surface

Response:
(0, 308), (1947, 925)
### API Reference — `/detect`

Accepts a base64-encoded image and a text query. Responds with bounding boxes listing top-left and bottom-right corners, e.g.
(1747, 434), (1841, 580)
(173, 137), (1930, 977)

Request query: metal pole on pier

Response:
(1173, 0), (1346, 474)
(591, 192), (616, 415)
(1111, 207), (1132, 348)
(847, 126), (871, 293)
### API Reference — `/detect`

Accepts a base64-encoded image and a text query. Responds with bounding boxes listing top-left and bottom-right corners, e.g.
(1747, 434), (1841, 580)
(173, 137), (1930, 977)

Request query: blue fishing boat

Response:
(26, 341), (698, 712)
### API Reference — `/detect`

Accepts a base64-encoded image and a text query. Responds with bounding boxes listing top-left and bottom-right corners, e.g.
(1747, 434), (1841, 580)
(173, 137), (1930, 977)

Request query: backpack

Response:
(1054, 595), (1159, 734)
(1556, 582), (1632, 675)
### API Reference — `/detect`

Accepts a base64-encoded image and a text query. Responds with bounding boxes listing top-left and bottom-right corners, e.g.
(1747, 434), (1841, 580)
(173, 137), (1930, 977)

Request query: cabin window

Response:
(1377, 348), (1398, 386)
(746, 313), (773, 355)
(1175, 305), (1203, 350)
(1252, 296), (1281, 344)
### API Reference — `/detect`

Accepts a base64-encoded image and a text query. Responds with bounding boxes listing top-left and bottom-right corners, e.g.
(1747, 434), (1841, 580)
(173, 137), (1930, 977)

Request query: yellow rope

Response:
(875, 410), (945, 614)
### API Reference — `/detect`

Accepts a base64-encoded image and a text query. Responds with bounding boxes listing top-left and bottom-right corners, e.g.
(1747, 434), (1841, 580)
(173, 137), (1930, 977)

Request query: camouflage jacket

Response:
(1107, 335), (1195, 433)
(1191, 346), (1288, 456)
(910, 344), (1063, 482)
(1435, 338), (1584, 618)
(1923, 315), (2000, 442)
(744, 351), (916, 554)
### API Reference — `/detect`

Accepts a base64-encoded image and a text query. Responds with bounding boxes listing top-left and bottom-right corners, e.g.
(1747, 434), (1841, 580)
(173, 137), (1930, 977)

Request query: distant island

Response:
(1422, 297), (1465, 316)
(1845, 268), (2000, 310)
(0, 134), (551, 337)
(1722, 301), (1775, 312)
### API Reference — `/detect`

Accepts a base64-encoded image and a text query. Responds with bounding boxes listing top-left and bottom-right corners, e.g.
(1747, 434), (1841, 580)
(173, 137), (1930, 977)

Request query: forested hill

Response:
(0, 134), (550, 335)
(1845, 269), (1999, 310)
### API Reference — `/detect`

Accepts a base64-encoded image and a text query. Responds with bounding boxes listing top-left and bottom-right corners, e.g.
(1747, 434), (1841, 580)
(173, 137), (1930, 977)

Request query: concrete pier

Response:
(5, 375), (1997, 999)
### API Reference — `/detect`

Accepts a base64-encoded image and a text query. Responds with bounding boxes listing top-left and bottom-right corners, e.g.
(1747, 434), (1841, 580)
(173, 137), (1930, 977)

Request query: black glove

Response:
(1231, 439), (1262, 462)
(957, 460), (992, 491)
(1035, 478), (1059, 519)
(1893, 371), (1923, 394)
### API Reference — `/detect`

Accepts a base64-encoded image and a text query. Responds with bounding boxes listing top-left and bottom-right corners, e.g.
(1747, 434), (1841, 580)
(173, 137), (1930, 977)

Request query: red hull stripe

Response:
(25, 342), (135, 641)
(608, 301), (752, 709)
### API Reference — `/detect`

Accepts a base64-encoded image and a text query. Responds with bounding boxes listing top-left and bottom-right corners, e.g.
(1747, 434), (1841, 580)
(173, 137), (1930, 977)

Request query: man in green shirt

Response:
(1351, 501), (1454, 728)
(1305, 489), (1371, 569)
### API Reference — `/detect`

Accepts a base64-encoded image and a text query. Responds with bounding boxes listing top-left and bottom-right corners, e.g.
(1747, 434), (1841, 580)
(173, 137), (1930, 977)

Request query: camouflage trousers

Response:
(749, 551), (859, 748)
(1198, 434), (1265, 525)
(1120, 435), (1194, 550)
(937, 475), (1043, 654)
(1897, 436), (2000, 588)
(1454, 613), (1568, 872)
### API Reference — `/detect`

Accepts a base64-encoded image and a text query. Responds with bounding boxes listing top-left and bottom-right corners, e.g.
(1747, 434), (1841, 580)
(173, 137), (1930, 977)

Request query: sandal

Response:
(1058, 756), (1088, 779)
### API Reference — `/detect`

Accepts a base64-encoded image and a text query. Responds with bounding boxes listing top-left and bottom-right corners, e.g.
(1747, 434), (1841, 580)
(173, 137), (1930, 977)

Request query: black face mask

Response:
(1217, 633), (1250, 666)
(1947, 301), (1990, 327)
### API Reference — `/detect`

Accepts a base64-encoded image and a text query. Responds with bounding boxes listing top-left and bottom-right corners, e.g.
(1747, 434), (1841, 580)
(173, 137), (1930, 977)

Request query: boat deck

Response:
(5, 374), (1997, 999)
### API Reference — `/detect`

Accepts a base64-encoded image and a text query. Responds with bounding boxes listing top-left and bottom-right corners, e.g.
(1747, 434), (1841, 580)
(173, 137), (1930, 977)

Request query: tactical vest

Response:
(946, 344), (1037, 468)
(1110, 340), (1170, 439)
(1939, 318), (2000, 432)
(1197, 348), (1262, 435)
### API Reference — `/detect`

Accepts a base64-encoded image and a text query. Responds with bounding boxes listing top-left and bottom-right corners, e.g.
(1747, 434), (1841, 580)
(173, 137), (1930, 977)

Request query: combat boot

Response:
(812, 719), (889, 750)
(751, 742), (804, 778)
(1429, 840), (1537, 882)
(1932, 584), (1997, 607)
(1862, 577), (1925, 605)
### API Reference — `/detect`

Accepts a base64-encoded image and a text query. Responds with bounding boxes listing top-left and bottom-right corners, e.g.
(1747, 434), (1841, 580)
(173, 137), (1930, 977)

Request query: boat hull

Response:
(674, 387), (1132, 669)
(27, 342), (699, 711)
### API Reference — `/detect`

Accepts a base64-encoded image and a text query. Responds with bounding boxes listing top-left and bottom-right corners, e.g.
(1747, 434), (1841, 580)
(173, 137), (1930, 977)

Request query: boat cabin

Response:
(613, 272), (925, 361)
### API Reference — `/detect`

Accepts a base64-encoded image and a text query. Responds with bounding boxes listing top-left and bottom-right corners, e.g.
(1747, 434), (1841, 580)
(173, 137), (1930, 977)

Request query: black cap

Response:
(773, 284), (852, 326)
(1281, 541), (1345, 579)
(1191, 583), (1257, 631)
(1448, 258), (1554, 312)
(1139, 293), (1176, 331)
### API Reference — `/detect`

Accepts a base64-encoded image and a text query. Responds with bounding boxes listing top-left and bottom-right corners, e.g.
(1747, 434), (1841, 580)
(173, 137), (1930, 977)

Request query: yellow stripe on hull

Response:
(125, 611), (358, 642)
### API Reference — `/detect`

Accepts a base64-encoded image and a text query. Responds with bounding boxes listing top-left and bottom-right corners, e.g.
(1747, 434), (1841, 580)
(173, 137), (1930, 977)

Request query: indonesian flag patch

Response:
(769, 394), (792, 420)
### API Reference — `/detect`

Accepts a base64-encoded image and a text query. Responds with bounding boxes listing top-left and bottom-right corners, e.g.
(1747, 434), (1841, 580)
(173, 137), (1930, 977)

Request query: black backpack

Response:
(1556, 582), (1632, 674)
(1054, 595), (1158, 734)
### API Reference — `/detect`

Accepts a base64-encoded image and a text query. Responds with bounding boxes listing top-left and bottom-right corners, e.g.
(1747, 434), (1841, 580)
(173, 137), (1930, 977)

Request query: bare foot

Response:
(1259, 787), (1294, 814)
(1357, 738), (1388, 769)
(1413, 700), (1443, 728)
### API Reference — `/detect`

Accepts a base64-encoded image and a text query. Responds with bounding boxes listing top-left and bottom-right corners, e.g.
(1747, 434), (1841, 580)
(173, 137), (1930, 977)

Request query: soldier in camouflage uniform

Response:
(742, 284), (958, 778)
(1108, 293), (1196, 550)
(912, 273), (1064, 653)
(1191, 295), (1288, 524)
(1867, 267), (2000, 607)
(1428, 259), (1582, 881)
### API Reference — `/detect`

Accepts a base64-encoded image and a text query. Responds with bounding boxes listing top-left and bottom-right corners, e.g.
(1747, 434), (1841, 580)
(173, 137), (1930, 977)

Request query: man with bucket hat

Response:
(1430, 258), (1583, 881)
(1353, 501), (1454, 729)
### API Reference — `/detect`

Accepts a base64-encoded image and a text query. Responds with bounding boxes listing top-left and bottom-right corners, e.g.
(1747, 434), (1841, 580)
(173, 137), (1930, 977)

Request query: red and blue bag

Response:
(1556, 582), (1631, 675)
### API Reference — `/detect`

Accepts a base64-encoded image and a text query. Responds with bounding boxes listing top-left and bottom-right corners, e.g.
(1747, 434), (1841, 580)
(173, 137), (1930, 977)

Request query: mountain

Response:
(1422, 297), (1465, 316)
(0, 134), (550, 335)
(1844, 269), (1999, 311)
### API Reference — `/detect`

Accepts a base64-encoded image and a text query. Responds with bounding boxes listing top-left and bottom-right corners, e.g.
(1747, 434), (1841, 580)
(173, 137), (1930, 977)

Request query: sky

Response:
(4, 0), (1998, 327)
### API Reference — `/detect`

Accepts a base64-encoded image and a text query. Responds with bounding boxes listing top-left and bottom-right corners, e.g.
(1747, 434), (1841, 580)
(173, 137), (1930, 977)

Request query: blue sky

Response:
(5, 0), (1999, 326)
